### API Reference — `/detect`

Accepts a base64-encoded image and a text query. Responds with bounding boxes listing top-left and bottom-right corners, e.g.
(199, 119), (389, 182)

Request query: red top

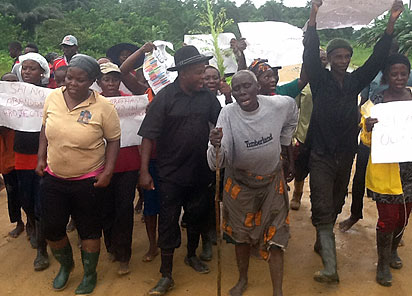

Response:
(114, 146), (141, 173)
(53, 57), (68, 70)
(15, 152), (37, 170)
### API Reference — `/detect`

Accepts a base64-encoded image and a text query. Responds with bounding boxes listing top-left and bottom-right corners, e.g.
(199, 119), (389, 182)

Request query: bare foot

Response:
(66, 218), (76, 232)
(8, 221), (24, 238)
(118, 261), (130, 275)
(142, 249), (159, 262)
(229, 279), (248, 296)
(339, 216), (359, 232)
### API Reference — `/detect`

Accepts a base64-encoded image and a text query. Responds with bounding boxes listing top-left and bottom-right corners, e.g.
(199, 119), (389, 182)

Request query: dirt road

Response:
(0, 68), (410, 295)
(0, 176), (411, 296)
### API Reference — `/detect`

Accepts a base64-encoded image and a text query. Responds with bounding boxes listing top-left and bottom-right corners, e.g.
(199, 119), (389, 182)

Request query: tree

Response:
(0, 0), (62, 34)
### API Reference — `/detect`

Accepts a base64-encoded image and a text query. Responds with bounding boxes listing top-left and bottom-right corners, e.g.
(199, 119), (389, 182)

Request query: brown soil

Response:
(0, 174), (411, 296)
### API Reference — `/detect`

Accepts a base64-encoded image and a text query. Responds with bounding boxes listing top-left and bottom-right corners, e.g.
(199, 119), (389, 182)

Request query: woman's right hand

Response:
(209, 127), (223, 148)
(35, 159), (47, 177)
(139, 170), (154, 190)
(365, 117), (379, 132)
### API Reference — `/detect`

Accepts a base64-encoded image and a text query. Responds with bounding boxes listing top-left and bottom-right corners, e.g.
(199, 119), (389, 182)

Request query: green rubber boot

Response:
(51, 243), (74, 290)
(313, 223), (339, 283)
(75, 250), (99, 295)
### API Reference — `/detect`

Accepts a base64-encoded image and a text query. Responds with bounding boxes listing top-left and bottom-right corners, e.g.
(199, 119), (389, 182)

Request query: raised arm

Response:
(120, 42), (156, 95)
(385, 1), (404, 35)
(231, 38), (247, 71)
(303, 1), (324, 88)
(352, 1), (403, 91)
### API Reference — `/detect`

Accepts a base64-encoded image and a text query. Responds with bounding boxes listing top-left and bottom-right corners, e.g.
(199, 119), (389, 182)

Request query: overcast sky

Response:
(235, 0), (410, 8)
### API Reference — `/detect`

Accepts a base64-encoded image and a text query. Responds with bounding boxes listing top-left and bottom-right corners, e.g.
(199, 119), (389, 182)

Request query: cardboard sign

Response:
(238, 21), (304, 67)
(370, 101), (412, 163)
(0, 82), (148, 147)
(317, 0), (393, 29)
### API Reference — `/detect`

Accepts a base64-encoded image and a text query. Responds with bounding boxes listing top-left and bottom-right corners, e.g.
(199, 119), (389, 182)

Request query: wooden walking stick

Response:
(215, 145), (222, 296)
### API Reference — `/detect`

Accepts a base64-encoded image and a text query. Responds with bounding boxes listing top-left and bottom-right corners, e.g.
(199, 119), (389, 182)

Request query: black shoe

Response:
(148, 277), (174, 295)
(184, 256), (210, 274)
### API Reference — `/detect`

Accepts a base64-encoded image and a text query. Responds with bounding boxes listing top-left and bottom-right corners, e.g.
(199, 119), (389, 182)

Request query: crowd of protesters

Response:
(0, 0), (411, 295)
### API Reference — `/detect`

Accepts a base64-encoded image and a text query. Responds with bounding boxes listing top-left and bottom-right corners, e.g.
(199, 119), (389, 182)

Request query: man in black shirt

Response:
(304, 0), (403, 284)
(138, 45), (221, 295)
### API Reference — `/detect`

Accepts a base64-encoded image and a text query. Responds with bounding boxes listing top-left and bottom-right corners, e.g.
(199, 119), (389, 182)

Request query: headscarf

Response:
(68, 54), (102, 81)
(19, 52), (50, 84)
(248, 59), (281, 78)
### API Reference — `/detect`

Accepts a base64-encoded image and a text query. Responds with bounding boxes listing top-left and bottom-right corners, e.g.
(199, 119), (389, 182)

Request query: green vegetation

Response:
(358, 5), (412, 56)
(351, 45), (373, 68)
(3, 0), (409, 76)
(0, 52), (12, 75)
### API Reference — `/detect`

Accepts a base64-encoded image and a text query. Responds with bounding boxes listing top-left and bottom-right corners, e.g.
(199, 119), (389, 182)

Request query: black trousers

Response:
(16, 170), (41, 220)
(41, 173), (104, 241)
(294, 141), (310, 182)
(103, 170), (138, 262)
(3, 170), (22, 223)
(350, 142), (370, 220)
(309, 151), (355, 226)
(158, 181), (211, 250)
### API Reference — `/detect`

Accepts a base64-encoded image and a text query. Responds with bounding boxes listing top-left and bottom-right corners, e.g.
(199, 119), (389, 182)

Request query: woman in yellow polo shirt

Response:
(361, 54), (412, 287)
(35, 54), (121, 295)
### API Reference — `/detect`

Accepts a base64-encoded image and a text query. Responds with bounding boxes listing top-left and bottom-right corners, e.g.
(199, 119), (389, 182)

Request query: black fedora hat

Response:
(168, 45), (213, 72)
(106, 43), (144, 68)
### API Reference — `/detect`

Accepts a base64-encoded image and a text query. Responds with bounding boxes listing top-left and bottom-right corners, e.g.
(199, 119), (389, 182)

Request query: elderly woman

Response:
(361, 54), (412, 287)
(36, 54), (121, 295)
(208, 70), (298, 296)
(15, 53), (51, 271)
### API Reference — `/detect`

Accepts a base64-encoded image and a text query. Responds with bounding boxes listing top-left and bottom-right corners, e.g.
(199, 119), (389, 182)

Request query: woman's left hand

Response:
(94, 171), (113, 188)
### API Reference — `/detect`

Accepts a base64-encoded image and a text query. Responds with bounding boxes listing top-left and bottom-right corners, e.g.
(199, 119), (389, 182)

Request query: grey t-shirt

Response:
(207, 95), (298, 175)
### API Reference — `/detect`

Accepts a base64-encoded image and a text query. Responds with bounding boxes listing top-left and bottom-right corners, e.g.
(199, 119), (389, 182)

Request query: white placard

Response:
(0, 81), (148, 147)
(184, 33), (238, 74)
(317, 0), (393, 29)
(238, 21), (304, 67)
(370, 101), (412, 163)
